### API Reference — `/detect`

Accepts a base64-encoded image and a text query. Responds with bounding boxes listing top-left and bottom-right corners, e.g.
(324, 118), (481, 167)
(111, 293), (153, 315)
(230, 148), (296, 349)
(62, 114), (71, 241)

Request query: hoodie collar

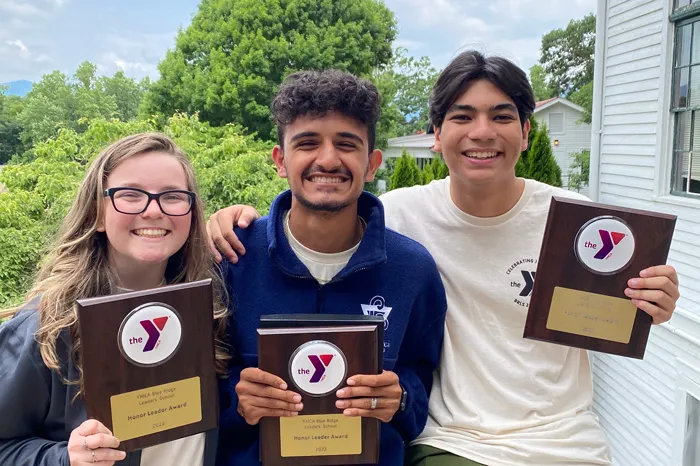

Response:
(267, 190), (388, 280)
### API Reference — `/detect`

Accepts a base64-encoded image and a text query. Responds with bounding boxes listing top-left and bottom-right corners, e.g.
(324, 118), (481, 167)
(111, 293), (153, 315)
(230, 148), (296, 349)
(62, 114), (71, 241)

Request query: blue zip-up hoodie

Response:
(217, 191), (447, 466)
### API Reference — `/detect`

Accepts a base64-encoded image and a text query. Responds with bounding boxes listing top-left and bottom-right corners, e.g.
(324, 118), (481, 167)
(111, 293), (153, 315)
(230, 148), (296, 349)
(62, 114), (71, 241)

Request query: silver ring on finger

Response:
(82, 437), (89, 450)
(91, 450), (97, 463)
(370, 397), (377, 410)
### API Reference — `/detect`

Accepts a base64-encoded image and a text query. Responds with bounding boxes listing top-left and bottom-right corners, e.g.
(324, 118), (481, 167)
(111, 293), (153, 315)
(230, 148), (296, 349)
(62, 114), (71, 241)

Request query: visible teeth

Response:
(310, 176), (345, 183)
(465, 151), (498, 159)
(134, 228), (167, 238)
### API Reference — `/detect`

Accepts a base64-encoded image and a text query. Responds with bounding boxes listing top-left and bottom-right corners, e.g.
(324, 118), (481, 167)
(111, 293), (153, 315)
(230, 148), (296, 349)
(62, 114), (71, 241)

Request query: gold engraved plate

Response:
(546, 287), (637, 343)
(110, 377), (202, 441)
(279, 414), (362, 457)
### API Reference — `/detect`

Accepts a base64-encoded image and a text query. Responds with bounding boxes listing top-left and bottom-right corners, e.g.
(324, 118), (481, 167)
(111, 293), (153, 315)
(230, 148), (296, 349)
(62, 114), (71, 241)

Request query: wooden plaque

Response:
(524, 197), (676, 359)
(77, 279), (218, 451)
(258, 315), (383, 466)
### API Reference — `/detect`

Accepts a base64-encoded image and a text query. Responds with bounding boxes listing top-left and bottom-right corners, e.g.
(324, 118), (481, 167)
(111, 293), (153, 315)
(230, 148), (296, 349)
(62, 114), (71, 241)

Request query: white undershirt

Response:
(140, 433), (205, 466)
(283, 210), (363, 284)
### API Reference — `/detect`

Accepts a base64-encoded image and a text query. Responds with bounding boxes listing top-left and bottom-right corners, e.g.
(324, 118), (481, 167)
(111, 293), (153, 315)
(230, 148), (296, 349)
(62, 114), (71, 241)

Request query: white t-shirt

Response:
(380, 178), (612, 466)
(283, 210), (361, 284)
(140, 433), (205, 466)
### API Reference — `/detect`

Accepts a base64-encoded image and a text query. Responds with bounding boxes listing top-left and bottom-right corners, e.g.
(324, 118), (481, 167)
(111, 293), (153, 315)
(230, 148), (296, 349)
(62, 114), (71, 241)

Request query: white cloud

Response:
(0, 0), (44, 16)
(98, 51), (158, 79)
(6, 39), (28, 53)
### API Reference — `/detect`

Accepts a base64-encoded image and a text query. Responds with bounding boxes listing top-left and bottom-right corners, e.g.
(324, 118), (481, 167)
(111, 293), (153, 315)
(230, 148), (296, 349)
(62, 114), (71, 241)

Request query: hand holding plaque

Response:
(524, 197), (677, 359)
(235, 368), (304, 424)
(257, 314), (383, 466)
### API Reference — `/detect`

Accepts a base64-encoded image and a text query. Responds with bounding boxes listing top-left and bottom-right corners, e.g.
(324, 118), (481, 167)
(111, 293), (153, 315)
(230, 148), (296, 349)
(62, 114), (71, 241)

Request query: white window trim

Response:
(656, 0), (675, 198)
(659, 0), (700, 201)
(548, 112), (566, 135)
(673, 357), (700, 465)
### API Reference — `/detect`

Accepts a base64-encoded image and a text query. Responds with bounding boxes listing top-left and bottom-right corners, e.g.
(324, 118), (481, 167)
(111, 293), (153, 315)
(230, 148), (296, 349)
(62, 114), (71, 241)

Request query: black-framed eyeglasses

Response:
(104, 187), (196, 216)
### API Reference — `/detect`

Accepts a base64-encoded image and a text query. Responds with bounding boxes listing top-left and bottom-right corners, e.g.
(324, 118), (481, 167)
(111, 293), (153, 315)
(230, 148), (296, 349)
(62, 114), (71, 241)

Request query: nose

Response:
(315, 141), (343, 170)
(141, 198), (164, 219)
(468, 115), (497, 141)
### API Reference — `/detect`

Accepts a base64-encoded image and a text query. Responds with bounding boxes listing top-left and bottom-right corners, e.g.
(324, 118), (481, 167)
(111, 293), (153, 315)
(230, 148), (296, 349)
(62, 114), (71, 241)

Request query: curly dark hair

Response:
(429, 50), (535, 130)
(271, 69), (381, 151)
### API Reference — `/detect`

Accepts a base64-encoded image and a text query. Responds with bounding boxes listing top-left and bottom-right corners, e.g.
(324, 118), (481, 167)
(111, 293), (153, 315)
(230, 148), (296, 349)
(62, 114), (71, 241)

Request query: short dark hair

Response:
(429, 50), (536, 129)
(271, 69), (381, 151)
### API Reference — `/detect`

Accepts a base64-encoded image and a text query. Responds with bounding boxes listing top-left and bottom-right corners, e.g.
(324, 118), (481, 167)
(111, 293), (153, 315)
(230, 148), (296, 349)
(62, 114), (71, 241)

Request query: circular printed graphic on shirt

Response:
(117, 303), (183, 367)
(289, 340), (347, 397)
(574, 216), (635, 275)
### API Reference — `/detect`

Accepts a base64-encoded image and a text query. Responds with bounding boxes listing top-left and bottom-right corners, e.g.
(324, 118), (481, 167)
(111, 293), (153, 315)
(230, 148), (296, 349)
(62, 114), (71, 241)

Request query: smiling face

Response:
(435, 79), (530, 187)
(272, 111), (382, 213)
(97, 151), (192, 271)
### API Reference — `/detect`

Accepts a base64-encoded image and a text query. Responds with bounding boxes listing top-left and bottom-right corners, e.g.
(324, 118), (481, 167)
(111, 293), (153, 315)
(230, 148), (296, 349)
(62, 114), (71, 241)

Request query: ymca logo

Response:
(118, 304), (182, 366)
(576, 217), (636, 275)
(290, 341), (347, 396)
(506, 258), (538, 307)
(588, 230), (626, 260)
(361, 296), (392, 330)
(519, 270), (536, 297)
(303, 354), (334, 383)
(136, 316), (169, 352)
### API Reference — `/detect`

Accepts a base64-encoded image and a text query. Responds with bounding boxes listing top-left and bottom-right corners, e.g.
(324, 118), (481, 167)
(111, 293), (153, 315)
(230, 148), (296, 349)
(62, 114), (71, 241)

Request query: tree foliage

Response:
(568, 149), (590, 192)
(529, 64), (556, 102)
(568, 81), (593, 124)
(390, 150), (421, 189)
(539, 14), (596, 97)
(0, 114), (287, 307)
(515, 116), (539, 178)
(373, 48), (439, 141)
(0, 89), (24, 164)
(527, 123), (562, 187)
(144, 0), (397, 139)
(15, 62), (146, 149)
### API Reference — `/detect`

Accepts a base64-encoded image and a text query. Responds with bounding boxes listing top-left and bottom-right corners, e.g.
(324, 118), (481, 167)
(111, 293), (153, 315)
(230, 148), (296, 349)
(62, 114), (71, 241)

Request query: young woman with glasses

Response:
(0, 133), (230, 466)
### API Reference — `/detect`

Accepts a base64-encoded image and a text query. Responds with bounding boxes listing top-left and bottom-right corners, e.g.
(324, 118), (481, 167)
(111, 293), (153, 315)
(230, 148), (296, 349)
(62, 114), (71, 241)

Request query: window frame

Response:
(548, 112), (565, 135)
(669, 8), (700, 198)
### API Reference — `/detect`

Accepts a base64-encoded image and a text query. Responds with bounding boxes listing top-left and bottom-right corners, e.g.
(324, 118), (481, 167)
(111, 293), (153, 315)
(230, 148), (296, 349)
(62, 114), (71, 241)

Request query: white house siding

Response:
(534, 102), (592, 193)
(592, 0), (700, 465)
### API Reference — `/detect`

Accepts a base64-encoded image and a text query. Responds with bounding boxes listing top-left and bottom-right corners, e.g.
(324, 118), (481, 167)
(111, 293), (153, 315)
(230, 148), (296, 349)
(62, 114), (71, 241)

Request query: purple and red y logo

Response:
(138, 316), (169, 352)
(593, 230), (626, 260)
(307, 354), (334, 383)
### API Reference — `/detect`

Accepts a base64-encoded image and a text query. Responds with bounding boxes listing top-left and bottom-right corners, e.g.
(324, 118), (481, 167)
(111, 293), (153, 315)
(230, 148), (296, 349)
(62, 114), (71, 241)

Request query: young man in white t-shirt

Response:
(206, 51), (680, 466)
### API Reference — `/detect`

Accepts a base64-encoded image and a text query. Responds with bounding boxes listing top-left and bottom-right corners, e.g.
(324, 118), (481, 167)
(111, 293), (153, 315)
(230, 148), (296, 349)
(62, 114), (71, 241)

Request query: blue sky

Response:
(0, 0), (596, 83)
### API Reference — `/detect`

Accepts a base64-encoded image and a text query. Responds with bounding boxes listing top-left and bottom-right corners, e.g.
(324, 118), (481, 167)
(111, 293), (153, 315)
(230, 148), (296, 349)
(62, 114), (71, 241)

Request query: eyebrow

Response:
(447, 103), (518, 113)
(289, 131), (365, 144)
(118, 183), (187, 191)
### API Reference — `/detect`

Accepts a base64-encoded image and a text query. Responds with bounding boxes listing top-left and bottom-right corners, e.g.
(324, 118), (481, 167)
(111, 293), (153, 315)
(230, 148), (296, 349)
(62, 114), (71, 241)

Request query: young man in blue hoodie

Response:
(215, 69), (447, 466)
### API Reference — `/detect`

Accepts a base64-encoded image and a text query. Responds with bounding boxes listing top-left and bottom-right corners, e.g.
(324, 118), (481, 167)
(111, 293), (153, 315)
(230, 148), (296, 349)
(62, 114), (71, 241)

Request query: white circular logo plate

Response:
(575, 216), (636, 275)
(289, 341), (347, 397)
(118, 303), (182, 366)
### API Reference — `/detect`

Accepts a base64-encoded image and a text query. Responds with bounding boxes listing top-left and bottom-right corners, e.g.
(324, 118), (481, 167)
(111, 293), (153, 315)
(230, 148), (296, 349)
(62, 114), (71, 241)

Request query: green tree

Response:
(373, 48), (439, 140)
(568, 149), (590, 192)
(390, 149), (421, 189)
(0, 89), (24, 164)
(540, 14), (596, 96)
(529, 64), (556, 101)
(0, 113), (287, 307)
(145, 0), (397, 139)
(515, 116), (539, 178)
(421, 159), (435, 185)
(568, 81), (593, 124)
(100, 71), (148, 121)
(16, 63), (145, 148)
(527, 123), (562, 187)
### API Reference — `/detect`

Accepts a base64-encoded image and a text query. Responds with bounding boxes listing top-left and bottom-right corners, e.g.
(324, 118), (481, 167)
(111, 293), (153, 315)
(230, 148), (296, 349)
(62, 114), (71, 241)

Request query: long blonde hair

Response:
(3, 133), (230, 395)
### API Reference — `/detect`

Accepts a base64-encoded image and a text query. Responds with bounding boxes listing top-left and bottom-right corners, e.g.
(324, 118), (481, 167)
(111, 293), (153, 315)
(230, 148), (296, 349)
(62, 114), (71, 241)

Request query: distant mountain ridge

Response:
(1, 80), (33, 97)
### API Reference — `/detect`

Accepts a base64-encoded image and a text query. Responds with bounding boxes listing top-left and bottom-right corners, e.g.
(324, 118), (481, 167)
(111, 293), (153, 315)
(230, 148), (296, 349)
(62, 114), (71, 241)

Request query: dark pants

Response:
(404, 445), (487, 466)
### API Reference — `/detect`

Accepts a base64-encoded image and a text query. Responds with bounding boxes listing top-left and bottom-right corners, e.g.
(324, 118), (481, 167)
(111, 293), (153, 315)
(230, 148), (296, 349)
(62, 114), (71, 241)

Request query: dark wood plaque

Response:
(77, 279), (218, 451)
(258, 315), (383, 466)
(524, 197), (676, 359)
